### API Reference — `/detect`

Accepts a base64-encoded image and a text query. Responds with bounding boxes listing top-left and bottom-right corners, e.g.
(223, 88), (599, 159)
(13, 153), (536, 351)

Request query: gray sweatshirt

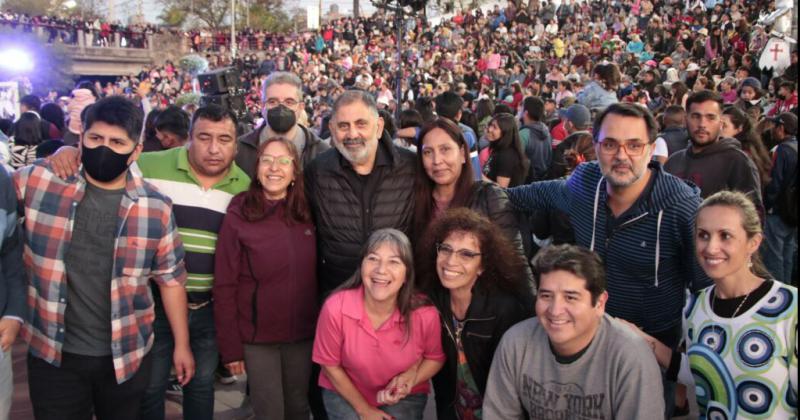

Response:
(483, 314), (664, 420)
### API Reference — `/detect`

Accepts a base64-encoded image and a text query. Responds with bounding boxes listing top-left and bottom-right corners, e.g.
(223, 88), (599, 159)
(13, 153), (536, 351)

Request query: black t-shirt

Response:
(483, 147), (525, 187)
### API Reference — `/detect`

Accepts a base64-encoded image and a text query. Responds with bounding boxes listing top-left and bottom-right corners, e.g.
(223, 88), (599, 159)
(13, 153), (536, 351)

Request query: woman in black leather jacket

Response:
(411, 117), (534, 286)
(417, 208), (534, 420)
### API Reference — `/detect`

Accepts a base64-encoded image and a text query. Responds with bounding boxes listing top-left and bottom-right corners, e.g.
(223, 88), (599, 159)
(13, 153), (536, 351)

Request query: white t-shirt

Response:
(653, 136), (669, 158)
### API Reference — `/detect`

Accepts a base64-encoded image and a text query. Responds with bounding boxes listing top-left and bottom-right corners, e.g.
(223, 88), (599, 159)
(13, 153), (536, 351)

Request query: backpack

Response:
(775, 141), (797, 227)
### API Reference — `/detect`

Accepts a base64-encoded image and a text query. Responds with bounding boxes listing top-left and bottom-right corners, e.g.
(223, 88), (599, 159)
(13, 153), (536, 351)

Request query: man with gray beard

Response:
(304, 89), (416, 420)
(305, 90), (416, 296)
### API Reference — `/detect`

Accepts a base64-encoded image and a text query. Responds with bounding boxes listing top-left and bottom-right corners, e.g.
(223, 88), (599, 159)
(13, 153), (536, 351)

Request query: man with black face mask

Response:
(237, 71), (329, 177)
(13, 96), (194, 420)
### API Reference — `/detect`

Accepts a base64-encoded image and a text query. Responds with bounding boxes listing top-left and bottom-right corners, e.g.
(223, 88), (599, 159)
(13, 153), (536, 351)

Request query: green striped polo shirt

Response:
(136, 147), (250, 292)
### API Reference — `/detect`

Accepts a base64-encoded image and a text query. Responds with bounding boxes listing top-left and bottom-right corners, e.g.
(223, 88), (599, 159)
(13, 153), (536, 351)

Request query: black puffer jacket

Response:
(236, 123), (330, 177)
(428, 286), (534, 420)
(306, 132), (416, 294)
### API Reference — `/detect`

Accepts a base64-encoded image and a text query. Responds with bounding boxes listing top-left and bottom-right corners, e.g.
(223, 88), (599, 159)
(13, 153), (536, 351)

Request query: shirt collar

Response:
(176, 146), (243, 188)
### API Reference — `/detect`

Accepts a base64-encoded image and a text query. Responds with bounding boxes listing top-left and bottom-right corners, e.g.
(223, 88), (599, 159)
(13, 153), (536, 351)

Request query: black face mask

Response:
(267, 104), (297, 133)
(777, 93), (787, 100)
(81, 144), (134, 183)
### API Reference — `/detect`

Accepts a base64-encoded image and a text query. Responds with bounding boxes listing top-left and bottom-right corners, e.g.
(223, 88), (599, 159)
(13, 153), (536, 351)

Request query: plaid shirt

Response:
(13, 161), (186, 384)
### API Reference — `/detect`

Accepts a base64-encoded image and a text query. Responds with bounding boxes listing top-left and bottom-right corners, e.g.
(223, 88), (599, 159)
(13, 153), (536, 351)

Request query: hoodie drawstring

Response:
(654, 209), (663, 288)
(590, 177), (603, 251)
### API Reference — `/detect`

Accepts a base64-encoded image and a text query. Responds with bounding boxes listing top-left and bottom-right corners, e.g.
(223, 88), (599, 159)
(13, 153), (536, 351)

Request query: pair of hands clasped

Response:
(360, 363), (419, 420)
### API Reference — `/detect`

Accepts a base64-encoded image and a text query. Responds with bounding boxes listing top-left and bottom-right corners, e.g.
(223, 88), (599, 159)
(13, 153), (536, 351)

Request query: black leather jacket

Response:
(428, 285), (534, 420)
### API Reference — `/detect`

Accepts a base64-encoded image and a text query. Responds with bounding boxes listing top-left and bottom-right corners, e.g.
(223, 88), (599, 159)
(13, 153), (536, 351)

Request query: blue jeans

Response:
(762, 214), (797, 284)
(322, 388), (427, 420)
(139, 299), (217, 420)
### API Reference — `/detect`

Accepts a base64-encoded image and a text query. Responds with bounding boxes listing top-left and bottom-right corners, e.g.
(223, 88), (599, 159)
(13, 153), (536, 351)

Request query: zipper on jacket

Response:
(245, 249), (259, 343)
(606, 211), (650, 246)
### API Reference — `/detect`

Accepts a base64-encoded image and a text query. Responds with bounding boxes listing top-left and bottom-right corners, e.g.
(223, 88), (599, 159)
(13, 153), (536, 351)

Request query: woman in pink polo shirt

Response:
(313, 229), (446, 420)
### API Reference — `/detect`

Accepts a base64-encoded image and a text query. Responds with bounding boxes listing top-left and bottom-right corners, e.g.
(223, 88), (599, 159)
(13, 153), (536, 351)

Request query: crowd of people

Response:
(0, 0), (797, 419)
(0, 10), (168, 47)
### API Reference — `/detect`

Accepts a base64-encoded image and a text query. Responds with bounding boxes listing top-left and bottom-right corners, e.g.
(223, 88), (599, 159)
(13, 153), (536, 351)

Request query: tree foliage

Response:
(158, 5), (188, 27)
(246, 4), (292, 32)
(159, 0), (229, 29)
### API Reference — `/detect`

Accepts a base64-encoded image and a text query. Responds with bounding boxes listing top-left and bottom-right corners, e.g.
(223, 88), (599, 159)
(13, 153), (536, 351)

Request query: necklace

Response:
(709, 285), (753, 349)
(711, 285), (753, 320)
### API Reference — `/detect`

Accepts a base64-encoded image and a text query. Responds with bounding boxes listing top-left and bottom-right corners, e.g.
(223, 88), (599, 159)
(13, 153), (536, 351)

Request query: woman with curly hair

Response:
(721, 106), (772, 190)
(417, 208), (534, 420)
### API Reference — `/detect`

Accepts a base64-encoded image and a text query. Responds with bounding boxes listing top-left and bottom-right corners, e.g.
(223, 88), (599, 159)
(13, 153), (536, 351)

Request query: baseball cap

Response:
(769, 112), (798, 135)
(686, 62), (701, 72)
(559, 104), (592, 129)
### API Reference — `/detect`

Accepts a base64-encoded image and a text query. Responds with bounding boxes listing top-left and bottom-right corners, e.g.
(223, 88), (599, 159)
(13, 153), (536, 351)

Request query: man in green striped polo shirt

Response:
(137, 105), (250, 420)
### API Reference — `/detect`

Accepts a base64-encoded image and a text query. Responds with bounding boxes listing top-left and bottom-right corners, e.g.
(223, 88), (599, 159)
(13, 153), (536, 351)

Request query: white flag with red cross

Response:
(759, 37), (792, 75)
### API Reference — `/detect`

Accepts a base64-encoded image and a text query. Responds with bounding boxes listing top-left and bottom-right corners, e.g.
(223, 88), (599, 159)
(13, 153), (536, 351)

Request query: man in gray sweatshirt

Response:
(483, 244), (664, 419)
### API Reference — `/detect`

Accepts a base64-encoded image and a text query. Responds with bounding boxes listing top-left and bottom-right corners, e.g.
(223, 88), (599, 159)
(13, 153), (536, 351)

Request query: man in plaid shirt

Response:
(13, 96), (194, 420)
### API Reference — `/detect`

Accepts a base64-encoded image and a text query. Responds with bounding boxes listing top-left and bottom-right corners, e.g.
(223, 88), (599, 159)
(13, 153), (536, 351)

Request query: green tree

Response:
(159, 0), (229, 29)
(246, 4), (292, 32)
(159, 5), (189, 27)
(0, 28), (75, 96)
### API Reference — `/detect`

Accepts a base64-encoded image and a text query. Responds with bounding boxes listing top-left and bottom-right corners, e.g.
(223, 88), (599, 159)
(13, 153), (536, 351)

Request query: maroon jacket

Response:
(214, 193), (318, 364)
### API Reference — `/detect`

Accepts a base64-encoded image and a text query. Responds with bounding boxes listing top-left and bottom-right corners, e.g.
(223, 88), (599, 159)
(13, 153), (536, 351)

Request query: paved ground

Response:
(9, 340), (696, 419)
(9, 341), (252, 420)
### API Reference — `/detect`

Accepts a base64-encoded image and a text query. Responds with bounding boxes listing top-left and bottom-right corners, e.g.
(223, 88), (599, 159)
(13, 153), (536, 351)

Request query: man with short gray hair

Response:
(237, 71), (328, 176)
(305, 89), (417, 420)
(306, 90), (416, 295)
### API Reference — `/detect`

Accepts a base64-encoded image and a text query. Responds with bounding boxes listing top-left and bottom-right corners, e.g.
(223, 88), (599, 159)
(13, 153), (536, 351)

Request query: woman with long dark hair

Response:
(214, 137), (317, 419)
(623, 191), (797, 420)
(417, 208), (534, 420)
(482, 113), (529, 188)
(9, 112), (42, 168)
(721, 106), (772, 190)
(312, 229), (445, 420)
(411, 118), (531, 279)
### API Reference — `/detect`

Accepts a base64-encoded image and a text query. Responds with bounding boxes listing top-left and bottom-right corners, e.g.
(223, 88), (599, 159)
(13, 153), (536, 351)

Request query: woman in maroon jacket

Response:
(214, 137), (317, 420)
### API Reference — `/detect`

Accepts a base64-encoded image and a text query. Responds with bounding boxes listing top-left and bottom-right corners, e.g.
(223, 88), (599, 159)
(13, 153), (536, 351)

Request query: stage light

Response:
(0, 49), (34, 73)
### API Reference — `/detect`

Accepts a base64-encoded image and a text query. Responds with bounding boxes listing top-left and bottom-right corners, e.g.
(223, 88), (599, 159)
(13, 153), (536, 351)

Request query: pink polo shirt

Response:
(312, 287), (445, 407)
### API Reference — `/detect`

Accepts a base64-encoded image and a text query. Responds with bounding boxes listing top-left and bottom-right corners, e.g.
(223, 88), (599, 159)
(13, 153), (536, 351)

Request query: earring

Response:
(747, 256), (753, 268)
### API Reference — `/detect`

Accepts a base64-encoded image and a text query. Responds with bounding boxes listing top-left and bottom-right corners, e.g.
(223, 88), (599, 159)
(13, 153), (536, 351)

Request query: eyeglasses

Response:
(436, 243), (481, 262)
(259, 155), (294, 167)
(596, 139), (649, 156)
(265, 98), (299, 108)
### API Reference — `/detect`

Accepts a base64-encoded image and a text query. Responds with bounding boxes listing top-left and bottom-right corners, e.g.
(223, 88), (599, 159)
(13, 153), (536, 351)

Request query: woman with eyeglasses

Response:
(417, 208), (534, 420)
(622, 191), (798, 420)
(313, 229), (445, 420)
(214, 137), (318, 419)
